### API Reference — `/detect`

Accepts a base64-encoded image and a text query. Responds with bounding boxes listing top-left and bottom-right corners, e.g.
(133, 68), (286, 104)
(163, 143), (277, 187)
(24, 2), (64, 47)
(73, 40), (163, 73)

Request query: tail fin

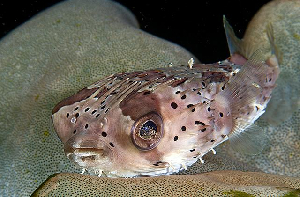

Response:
(260, 23), (299, 125)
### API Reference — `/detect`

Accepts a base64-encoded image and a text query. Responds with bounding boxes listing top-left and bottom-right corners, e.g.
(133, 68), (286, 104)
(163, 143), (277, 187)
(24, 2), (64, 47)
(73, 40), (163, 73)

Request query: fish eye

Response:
(131, 112), (163, 151)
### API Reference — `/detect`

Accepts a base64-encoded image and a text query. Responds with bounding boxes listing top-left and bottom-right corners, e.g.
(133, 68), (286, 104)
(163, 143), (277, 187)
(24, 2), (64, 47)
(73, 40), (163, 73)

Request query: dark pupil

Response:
(139, 120), (157, 140)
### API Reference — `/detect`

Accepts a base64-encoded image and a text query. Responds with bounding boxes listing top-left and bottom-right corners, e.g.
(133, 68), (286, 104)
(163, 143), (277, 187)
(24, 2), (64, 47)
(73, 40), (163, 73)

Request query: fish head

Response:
(52, 65), (234, 177)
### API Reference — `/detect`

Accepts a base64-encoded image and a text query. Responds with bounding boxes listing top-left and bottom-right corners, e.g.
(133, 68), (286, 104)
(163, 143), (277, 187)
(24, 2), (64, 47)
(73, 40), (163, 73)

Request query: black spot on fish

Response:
(109, 142), (114, 147)
(207, 107), (211, 112)
(219, 112), (224, 117)
(143, 91), (151, 95)
(174, 136), (178, 141)
(153, 161), (163, 166)
(221, 134), (226, 138)
(85, 108), (90, 112)
(101, 105), (106, 110)
(181, 126), (186, 131)
(92, 110), (97, 114)
(191, 108), (195, 112)
(201, 128), (207, 132)
(75, 113), (79, 118)
(187, 104), (194, 108)
(195, 121), (205, 125)
(171, 102), (178, 109)
(197, 92), (201, 95)
(85, 124), (89, 129)
(74, 107), (79, 111)
(73, 129), (76, 134)
(175, 91), (180, 94)
(102, 132), (107, 137)
(202, 81), (206, 87)
(66, 113), (69, 118)
(96, 114), (100, 118)
(190, 149), (195, 152)
(210, 139), (215, 142)
(181, 95), (187, 99)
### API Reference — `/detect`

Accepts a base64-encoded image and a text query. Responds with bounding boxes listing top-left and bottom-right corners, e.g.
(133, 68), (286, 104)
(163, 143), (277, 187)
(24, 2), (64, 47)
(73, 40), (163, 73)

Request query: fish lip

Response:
(64, 132), (108, 151)
(65, 146), (105, 157)
(64, 134), (110, 167)
(65, 145), (108, 168)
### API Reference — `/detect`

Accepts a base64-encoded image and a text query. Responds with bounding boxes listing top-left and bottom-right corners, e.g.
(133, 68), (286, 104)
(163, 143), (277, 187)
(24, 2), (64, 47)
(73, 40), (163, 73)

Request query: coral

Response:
(32, 171), (300, 196)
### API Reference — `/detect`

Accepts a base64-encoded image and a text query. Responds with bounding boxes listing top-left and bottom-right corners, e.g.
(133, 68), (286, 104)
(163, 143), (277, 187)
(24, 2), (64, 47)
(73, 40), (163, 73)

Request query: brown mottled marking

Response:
(202, 72), (228, 83)
(113, 71), (143, 79)
(52, 87), (98, 114)
(119, 90), (161, 121)
(136, 70), (166, 81)
(171, 78), (188, 87)
(94, 87), (109, 98)
(193, 63), (233, 72)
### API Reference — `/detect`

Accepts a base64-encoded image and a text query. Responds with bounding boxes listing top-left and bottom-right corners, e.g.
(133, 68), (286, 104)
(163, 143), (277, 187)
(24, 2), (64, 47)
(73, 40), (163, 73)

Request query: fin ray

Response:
(219, 49), (268, 110)
(215, 48), (277, 137)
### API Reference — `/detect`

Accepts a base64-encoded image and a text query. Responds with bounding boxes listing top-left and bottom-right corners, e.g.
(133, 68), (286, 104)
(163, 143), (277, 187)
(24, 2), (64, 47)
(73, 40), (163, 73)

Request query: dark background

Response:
(0, 0), (271, 63)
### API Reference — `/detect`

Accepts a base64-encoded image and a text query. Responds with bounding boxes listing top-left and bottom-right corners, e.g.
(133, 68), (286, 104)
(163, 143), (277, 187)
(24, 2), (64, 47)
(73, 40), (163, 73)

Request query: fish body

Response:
(52, 50), (279, 177)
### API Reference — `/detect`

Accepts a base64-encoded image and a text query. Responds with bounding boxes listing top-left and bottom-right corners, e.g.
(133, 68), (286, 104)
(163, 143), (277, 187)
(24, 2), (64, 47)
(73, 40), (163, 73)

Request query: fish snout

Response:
(64, 133), (111, 168)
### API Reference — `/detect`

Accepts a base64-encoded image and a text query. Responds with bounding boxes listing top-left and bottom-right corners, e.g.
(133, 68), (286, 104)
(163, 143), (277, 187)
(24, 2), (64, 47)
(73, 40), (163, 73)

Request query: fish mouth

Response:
(66, 147), (106, 167)
(64, 136), (110, 168)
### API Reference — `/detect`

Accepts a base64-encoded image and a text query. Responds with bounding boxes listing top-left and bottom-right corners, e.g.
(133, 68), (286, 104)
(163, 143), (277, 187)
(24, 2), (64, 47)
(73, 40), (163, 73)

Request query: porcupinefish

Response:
(52, 22), (279, 177)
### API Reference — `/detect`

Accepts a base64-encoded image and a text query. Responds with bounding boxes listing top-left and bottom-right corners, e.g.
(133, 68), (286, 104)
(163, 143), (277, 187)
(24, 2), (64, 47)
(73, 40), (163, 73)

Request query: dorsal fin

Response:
(223, 16), (259, 59)
(223, 15), (243, 56)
